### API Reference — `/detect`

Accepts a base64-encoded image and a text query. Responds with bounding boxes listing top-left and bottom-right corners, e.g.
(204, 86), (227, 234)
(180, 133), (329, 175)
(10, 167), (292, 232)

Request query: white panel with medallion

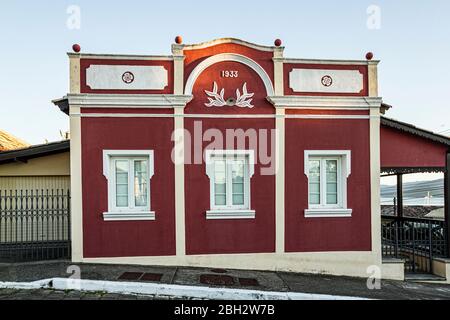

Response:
(289, 69), (364, 94)
(86, 65), (168, 90)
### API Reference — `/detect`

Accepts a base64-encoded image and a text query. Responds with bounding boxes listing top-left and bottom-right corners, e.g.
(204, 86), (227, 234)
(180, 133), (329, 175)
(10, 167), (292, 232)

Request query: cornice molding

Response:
(59, 94), (193, 108)
(278, 58), (380, 66)
(67, 53), (174, 61)
(172, 38), (283, 52)
(267, 96), (383, 109)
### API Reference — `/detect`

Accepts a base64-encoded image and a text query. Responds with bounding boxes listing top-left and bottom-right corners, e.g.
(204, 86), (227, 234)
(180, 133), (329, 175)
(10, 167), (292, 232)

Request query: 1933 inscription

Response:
(221, 70), (239, 78)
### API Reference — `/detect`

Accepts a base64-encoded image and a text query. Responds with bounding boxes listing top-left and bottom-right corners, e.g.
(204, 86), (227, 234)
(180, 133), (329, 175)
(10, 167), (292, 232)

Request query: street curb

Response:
(0, 279), (52, 290)
(0, 278), (368, 300)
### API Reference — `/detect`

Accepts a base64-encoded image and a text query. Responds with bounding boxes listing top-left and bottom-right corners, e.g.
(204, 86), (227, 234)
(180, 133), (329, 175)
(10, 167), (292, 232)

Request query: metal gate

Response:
(0, 190), (71, 262)
(382, 216), (448, 273)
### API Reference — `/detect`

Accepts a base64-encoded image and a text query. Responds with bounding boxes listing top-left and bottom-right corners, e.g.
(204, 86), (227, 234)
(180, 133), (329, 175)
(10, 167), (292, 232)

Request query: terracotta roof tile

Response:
(0, 130), (30, 151)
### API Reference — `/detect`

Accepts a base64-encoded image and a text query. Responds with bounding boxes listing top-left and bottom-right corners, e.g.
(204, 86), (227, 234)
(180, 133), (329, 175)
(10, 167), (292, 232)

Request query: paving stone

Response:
(80, 292), (103, 300)
(136, 295), (156, 300)
(114, 294), (138, 300)
(0, 289), (18, 298)
(45, 292), (68, 300)
(101, 293), (125, 300)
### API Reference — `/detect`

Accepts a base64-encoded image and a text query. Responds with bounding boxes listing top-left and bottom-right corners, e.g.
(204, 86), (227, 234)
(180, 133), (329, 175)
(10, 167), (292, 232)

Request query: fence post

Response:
(394, 220), (399, 258)
(429, 222), (434, 274)
(67, 189), (71, 259)
(412, 222), (416, 273)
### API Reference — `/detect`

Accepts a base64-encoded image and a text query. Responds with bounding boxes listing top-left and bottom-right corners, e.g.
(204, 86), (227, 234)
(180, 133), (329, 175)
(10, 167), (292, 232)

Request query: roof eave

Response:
(381, 117), (450, 147)
(0, 140), (70, 164)
(52, 97), (69, 115)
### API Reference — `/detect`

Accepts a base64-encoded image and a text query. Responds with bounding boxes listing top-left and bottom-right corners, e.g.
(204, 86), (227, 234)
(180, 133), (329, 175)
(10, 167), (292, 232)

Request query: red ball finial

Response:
(274, 39), (282, 47)
(175, 36), (183, 44)
(72, 44), (81, 53)
(366, 52), (374, 60)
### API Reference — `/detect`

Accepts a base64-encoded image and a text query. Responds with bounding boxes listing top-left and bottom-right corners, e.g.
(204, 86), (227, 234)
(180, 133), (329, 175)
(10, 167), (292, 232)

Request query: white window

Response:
(103, 150), (155, 221)
(304, 151), (352, 218)
(205, 150), (256, 219)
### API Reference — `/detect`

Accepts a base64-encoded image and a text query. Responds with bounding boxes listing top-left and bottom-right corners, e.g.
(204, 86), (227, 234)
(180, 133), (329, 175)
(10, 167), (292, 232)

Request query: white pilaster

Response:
(370, 107), (382, 265)
(70, 106), (83, 262)
(275, 108), (285, 253)
(172, 47), (186, 256)
(368, 61), (379, 97)
(273, 46), (286, 253)
(69, 55), (81, 94)
(273, 47), (284, 96)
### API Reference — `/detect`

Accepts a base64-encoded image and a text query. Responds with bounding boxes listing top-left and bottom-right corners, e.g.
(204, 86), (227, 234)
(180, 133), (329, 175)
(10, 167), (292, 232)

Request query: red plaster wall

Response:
(183, 50), (276, 254)
(184, 119), (276, 255)
(81, 115), (176, 258)
(381, 126), (448, 168)
(284, 64), (368, 97)
(285, 118), (372, 252)
(80, 59), (174, 94)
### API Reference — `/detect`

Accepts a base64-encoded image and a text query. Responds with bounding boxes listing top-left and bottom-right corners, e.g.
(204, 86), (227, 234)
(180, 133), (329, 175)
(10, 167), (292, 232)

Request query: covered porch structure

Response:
(380, 117), (450, 279)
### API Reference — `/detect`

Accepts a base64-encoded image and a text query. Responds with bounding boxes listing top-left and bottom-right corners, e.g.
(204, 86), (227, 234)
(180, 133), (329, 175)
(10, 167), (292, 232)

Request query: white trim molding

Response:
(369, 107), (382, 266)
(205, 150), (256, 220)
(275, 108), (285, 253)
(69, 106), (83, 262)
(173, 107), (186, 256)
(279, 57), (380, 66)
(102, 150), (155, 222)
(103, 150), (155, 179)
(305, 209), (352, 218)
(76, 113), (371, 120)
(304, 150), (352, 218)
(67, 52), (174, 61)
(86, 65), (168, 91)
(304, 150), (351, 179)
(103, 211), (156, 221)
(206, 210), (256, 220)
(185, 53), (274, 96)
(289, 69), (364, 94)
(267, 96), (382, 109)
(63, 94), (193, 108)
(205, 150), (256, 178)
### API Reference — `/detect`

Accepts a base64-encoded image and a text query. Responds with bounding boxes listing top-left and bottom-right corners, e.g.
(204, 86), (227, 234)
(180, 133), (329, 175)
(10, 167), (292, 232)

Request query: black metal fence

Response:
(0, 190), (71, 262)
(382, 216), (448, 273)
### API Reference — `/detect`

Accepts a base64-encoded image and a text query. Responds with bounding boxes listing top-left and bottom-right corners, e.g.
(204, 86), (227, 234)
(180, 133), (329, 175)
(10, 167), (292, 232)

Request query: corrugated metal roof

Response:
(381, 117), (450, 146)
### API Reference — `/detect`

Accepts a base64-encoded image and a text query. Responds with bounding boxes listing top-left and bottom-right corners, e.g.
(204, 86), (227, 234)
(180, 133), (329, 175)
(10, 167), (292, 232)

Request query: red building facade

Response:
(56, 38), (388, 278)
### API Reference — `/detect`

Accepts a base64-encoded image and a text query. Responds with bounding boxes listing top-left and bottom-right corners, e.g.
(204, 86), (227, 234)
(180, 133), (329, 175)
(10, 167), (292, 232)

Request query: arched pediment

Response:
(184, 53), (274, 97)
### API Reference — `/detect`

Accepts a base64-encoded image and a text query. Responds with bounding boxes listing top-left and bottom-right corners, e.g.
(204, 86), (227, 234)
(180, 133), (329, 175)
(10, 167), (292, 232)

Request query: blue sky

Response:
(1, 1), (450, 144)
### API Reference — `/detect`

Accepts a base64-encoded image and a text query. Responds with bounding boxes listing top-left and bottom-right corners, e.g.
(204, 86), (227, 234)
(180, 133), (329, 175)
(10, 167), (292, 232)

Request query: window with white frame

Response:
(304, 151), (352, 218)
(205, 150), (256, 219)
(103, 150), (155, 221)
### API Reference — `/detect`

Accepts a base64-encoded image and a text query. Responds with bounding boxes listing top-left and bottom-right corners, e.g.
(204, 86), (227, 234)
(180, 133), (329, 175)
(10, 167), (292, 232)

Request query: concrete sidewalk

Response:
(1, 261), (450, 300)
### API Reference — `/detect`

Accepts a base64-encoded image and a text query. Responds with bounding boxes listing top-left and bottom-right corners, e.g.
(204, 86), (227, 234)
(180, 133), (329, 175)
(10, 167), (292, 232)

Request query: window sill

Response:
(103, 211), (156, 221)
(206, 210), (256, 220)
(304, 208), (352, 218)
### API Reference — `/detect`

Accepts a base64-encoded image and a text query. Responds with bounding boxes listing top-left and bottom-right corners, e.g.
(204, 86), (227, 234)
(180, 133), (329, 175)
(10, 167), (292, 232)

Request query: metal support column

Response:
(397, 174), (404, 218)
(445, 152), (450, 258)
